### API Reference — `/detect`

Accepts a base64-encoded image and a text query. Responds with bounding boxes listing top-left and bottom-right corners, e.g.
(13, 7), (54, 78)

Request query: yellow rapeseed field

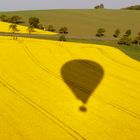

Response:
(0, 36), (140, 140)
(0, 21), (57, 35)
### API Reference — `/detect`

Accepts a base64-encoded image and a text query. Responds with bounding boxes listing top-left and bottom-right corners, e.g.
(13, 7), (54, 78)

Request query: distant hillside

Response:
(123, 5), (140, 10)
(0, 9), (140, 37)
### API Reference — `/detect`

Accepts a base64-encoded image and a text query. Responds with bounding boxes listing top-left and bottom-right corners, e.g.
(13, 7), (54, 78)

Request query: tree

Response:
(113, 29), (121, 38)
(133, 32), (140, 45)
(37, 24), (44, 29)
(29, 17), (40, 28)
(118, 29), (132, 45)
(27, 25), (35, 34)
(47, 25), (55, 32)
(94, 5), (100, 9)
(94, 4), (104, 9)
(0, 15), (8, 22)
(100, 4), (104, 9)
(125, 29), (132, 37)
(118, 36), (132, 45)
(59, 35), (66, 41)
(6, 17), (12, 23)
(96, 28), (106, 38)
(10, 16), (23, 24)
(59, 27), (68, 34)
(9, 24), (18, 40)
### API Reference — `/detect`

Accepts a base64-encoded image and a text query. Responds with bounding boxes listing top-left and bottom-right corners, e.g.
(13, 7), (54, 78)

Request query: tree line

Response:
(0, 14), (140, 45)
(0, 15), (69, 34)
(123, 5), (140, 10)
(95, 28), (140, 46)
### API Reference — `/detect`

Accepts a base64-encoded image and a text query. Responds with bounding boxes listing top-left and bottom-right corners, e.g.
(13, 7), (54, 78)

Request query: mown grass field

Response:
(0, 9), (140, 37)
(0, 35), (140, 140)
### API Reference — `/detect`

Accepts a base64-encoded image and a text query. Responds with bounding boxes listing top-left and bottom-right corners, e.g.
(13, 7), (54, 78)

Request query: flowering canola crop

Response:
(0, 21), (57, 35)
(0, 36), (140, 140)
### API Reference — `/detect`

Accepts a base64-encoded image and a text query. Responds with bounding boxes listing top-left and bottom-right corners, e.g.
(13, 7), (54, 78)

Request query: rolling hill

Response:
(0, 35), (140, 140)
(0, 9), (140, 37)
(123, 4), (140, 10)
(0, 9), (140, 140)
(0, 21), (57, 35)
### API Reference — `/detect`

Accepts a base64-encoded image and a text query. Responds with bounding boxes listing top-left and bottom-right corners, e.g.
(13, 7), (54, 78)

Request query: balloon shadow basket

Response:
(79, 104), (87, 112)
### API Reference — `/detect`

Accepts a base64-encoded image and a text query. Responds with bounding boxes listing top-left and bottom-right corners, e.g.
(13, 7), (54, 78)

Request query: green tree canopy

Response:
(133, 32), (140, 45)
(0, 15), (7, 21)
(94, 4), (104, 9)
(125, 29), (132, 37)
(47, 25), (55, 32)
(9, 24), (18, 33)
(59, 27), (68, 34)
(118, 36), (132, 46)
(29, 17), (40, 28)
(27, 25), (35, 34)
(113, 29), (121, 38)
(10, 16), (23, 24)
(59, 35), (67, 41)
(37, 24), (44, 29)
(9, 24), (18, 40)
(96, 28), (106, 37)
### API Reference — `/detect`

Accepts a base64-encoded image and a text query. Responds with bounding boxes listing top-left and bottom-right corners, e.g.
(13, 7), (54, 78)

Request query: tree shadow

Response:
(61, 59), (104, 112)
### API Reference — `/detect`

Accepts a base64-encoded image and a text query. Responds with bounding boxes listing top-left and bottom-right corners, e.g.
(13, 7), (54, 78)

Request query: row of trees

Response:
(0, 15), (68, 40)
(0, 15), (24, 24)
(28, 17), (69, 34)
(95, 28), (140, 45)
(95, 28), (126, 38)
(94, 4), (104, 9)
(7, 22), (68, 41)
(8, 23), (68, 41)
(1, 15), (140, 44)
(8, 22), (140, 44)
(123, 5), (140, 10)
(118, 31), (140, 46)
(0, 15), (69, 34)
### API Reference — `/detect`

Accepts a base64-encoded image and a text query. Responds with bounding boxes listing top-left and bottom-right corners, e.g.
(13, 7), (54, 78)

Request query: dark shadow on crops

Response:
(61, 59), (104, 112)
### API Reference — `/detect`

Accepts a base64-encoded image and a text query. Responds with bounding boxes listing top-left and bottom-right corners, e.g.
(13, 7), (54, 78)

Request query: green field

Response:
(0, 8), (140, 140)
(0, 36), (140, 140)
(67, 39), (140, 62)
(0, 9), (140, 62)
(1, 9), (140, 37)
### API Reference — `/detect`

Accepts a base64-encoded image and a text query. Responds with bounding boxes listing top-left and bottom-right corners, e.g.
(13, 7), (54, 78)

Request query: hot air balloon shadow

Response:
(61, 59), (104, 112)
